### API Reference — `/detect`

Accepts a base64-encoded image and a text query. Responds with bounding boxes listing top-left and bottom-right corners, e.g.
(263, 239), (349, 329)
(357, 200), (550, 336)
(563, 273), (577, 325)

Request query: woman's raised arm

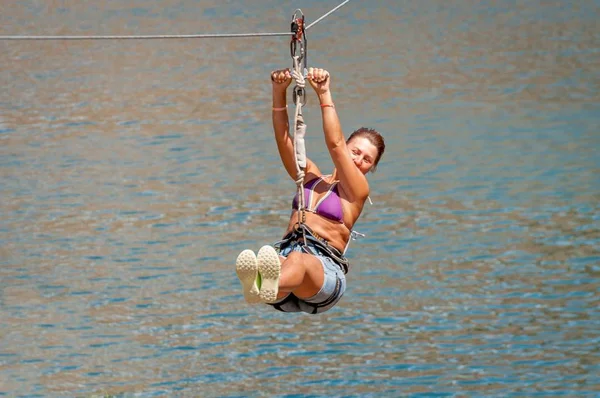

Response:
(307, 67), (369, 202)
(271, 69), (317, 181)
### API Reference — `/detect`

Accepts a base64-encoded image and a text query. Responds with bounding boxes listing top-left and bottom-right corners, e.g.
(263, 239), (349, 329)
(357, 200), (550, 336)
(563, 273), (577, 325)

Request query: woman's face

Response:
(348, 137), (378, 175)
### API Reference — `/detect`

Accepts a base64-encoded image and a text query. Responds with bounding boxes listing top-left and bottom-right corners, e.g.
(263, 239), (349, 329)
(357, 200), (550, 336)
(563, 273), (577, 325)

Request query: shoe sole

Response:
(257, 245), (281, 303)
(235, 249), (261, 304)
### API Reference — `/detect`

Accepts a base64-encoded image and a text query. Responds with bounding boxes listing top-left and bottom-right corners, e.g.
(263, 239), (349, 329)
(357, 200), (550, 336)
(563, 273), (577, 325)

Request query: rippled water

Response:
(1, 1), (599, 397)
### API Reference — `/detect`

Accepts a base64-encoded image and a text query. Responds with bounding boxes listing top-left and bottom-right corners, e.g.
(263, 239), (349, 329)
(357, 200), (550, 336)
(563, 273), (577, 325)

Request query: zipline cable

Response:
(0, 32), (291, 41)
(305, 0), (349, 30)
(0, 1), (350, 41)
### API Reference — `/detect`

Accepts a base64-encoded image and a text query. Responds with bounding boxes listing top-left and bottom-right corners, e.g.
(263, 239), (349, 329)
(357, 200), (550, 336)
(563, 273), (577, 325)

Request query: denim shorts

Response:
(269, 240), (347, 314)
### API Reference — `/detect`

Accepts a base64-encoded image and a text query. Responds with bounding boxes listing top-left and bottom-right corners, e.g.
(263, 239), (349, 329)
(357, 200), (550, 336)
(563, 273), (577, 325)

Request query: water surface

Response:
(1, 1), (599, 396)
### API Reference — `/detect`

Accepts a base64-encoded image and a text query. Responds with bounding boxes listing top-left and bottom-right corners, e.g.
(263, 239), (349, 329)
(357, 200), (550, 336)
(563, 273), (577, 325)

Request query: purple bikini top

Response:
(291, 176), (344, 224)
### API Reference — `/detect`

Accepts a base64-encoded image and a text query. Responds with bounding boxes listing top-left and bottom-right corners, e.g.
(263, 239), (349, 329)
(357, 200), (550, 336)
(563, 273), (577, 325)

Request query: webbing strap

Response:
(290, 15), (308, 231)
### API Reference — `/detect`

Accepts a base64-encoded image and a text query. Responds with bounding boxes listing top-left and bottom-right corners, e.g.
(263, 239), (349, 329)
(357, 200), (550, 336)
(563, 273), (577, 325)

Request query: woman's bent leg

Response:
(278, 251), (325, 299)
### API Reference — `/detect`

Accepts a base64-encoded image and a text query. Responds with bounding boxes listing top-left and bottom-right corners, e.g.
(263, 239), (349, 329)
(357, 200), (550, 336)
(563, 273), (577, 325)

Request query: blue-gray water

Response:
(1, 1), (599, 397)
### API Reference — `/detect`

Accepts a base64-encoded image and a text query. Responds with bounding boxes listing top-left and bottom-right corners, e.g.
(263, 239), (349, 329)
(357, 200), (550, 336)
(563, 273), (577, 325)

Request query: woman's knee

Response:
(282, 251), (323, 275)
(282, 251), (304, 270)
(285, 251), (304, 263)
(283, 251), (324, 278)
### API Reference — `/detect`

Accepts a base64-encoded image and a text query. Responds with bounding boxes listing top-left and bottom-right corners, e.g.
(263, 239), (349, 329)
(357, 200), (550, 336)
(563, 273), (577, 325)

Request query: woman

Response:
(235, 67), (385, 314)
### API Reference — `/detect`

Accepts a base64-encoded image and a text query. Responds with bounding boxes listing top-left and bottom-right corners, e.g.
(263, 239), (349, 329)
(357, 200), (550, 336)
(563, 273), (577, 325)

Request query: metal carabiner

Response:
(290, 9), (307, 106)
(290, 10), (307, 71)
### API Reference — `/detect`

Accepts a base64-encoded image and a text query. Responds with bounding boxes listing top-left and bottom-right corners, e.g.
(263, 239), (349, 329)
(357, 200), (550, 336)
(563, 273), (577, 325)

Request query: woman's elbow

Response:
(326, 137), (345, 151)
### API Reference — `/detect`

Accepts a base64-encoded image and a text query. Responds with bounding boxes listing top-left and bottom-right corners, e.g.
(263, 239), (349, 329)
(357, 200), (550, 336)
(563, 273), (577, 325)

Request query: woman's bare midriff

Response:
(285, 210), (352, 253)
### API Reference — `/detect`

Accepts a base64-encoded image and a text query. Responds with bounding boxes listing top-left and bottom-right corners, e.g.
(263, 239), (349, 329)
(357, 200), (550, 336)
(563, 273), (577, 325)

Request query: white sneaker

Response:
(235, 249), (261, 304)
(256, 245), (281, 303)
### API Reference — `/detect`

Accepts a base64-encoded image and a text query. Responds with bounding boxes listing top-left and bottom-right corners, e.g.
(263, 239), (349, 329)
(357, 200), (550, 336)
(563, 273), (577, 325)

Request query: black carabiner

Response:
(290, 20), (298, 58)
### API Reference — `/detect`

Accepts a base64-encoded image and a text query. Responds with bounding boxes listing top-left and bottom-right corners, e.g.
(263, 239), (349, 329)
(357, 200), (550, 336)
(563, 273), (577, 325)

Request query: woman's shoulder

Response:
(337, 180), (369, 208)
(337, 172), (369, 195)
(334, 171), (366, 185)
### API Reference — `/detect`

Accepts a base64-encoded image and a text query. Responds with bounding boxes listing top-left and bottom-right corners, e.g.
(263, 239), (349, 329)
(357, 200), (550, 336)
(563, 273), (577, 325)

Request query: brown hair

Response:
(347, 127), (385, 172)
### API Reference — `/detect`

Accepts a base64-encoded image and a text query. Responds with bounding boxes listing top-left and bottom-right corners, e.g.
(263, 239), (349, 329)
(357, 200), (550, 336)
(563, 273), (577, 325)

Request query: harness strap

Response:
(290, 12), (308, 232)
(274, 224), (350, 274)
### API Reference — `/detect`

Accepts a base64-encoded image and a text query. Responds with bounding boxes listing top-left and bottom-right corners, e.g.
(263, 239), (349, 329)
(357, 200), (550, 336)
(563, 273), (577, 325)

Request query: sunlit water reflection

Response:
(1, 1), (599, 396)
